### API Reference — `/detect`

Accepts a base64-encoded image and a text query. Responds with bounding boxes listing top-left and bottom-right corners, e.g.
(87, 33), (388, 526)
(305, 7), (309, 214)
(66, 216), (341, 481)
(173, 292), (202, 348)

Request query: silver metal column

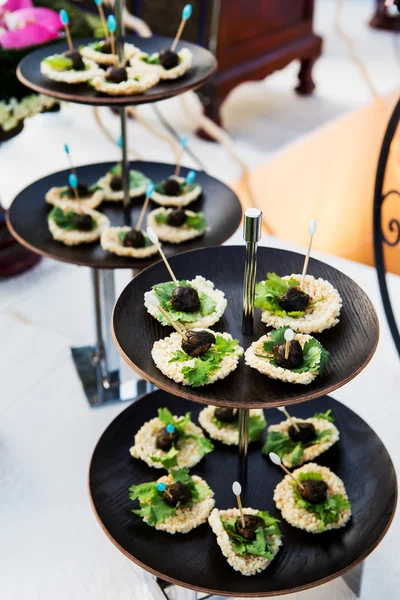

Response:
(115, 0), (131, 219)
(71, 268), (155, 407)
(239, 208), (262, 480)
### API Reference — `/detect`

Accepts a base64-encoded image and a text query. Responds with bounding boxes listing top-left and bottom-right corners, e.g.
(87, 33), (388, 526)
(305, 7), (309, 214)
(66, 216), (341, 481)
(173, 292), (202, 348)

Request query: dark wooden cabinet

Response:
(130, 0), (322, 124)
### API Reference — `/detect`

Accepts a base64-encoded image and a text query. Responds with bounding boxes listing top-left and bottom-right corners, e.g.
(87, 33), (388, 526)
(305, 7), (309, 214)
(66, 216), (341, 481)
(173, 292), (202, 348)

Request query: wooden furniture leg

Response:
(295, 57), (317, 96)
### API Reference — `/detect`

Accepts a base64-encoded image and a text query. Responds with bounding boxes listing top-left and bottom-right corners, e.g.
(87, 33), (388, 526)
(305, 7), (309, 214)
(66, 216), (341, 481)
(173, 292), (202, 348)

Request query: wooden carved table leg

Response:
(295, 57), (317, 96)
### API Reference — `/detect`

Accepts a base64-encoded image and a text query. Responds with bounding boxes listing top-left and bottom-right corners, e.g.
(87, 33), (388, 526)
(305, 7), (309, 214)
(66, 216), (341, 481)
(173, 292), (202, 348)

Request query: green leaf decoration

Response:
(118, 230), (153, 247)
(185, 212), (207, 231)
(154, 212), (168, 224)
(155, 180), (197, 195)
(129, 467), (212, 525)
(169, 335), (241, 387)
(152, 281), (216, 326)
(262, 426), (333, 466)
(43, 55), (73, 72)
(150, 446), (179, 470)
(220, 511), (280, 558)
(313, 409), (334, 423)
(48, 206), (96, 231)
(254, 272), (313, 317)
(211, 413), (266, 442)
(258, 326), (330, 377)
(107, 165), (149, 189)
(141, 53), (161, 65)
(292, 472), (351, 531)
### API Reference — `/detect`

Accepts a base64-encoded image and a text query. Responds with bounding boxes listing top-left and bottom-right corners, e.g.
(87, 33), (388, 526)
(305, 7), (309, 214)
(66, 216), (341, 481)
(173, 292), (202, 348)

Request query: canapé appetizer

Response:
(94, 164), (150, 202)
(255, 272), (342, 334)
(101, 226), (157, 258)
(47, 204), (109, 246)
(80, 40), (139, 66)
(273, 461), (351, 533)
(90, 65), (159, 96)
(151, 173), (202, 207)
(199, 406), (266, 446)
(152, 329), (243, 387)
(45, 179), (104, 209)
(245, 326), (330, 385)
(147, 208), (208, 243)
(263, 408), (339, 467)
(130, 407), (213, 470)
(131, 47), (193, 80)
(145, 276), (226, 328)
(130, 4), (193, 80)
(209, 483), (281, 576)
(129, 468), (215, 534)
(40, 52), (101, 84)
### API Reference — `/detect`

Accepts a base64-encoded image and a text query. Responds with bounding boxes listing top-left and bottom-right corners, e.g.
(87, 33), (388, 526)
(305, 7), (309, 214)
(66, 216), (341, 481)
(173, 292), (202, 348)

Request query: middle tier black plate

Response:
(6, 162), (242, 270)
(112, 246), (379, 408)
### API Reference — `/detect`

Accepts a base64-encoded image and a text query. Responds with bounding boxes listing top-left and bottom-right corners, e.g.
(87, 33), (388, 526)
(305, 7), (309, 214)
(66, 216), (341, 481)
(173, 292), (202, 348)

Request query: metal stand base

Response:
(71, 267), (155, 407)
(71, 346), (155, 407)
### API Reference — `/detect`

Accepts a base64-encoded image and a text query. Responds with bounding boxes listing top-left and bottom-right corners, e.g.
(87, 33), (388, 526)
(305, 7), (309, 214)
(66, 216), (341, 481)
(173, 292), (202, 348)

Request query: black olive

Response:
(288, 422), (316, 443)
(110, 175), (123, 191)
(100, 39), (113, 54)
(214, 407), (238, 423)
(167, 209), (187, 227)
(171, 286), (200, 312)
(300, 479), (328, 504)
(163, 178), (182, 196)
(159, 49), (180, 70)
(105, 66), (128, 83)
(182, 330), (216, 357)
(162, 481), (191, 507)
(155, 426), (179, 451)
(273, 340), (303, 369)
(235, 514), (265, 540)
(122, 229), (145, 248)
(278, 286), (310, 312)
(63, 49), (85, 70)
(72, 214), (93, 231)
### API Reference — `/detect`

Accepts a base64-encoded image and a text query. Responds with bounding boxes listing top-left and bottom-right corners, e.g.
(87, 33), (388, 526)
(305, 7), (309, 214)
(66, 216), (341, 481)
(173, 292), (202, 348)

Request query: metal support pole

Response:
(239, 208), (262, 480)
(115, 0), (131, 221)
(71, 268), (155, 406)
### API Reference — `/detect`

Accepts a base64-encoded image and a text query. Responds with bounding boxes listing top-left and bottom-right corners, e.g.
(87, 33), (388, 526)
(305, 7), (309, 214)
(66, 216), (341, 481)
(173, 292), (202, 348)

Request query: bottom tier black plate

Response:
(88, 391), (397, 597)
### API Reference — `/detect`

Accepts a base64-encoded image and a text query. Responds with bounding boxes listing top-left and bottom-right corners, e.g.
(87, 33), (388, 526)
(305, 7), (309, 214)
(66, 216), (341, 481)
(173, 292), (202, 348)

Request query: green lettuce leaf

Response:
(293, 472), (351, 531)
(255, 273), (305, 317)
(107, 165), (149, 189)
(141, 53), (161, 65)
(150, 446), (179, 470)
(210, 413), (266, 442)
(154, 211), (207, 231)
(170, 335), (241, 387)
(48, 206), (96, 231)
(262, 427), (332, 466)
(152, 280), (216, 326)
(118, 230), (153, 247)
(153, 408), (214, 459)
(313, 409), (334, 423)
(43, 54), (73, 71)
(221, 511), (280, 557)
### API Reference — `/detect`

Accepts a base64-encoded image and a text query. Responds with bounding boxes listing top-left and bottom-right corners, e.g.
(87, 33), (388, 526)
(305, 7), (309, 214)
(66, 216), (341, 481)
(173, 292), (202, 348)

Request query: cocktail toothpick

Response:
(232, 481), (245, 529)
(166, 424), (175, 437)
(107, 14), (117, 57)
(59, 10), (73, 53)
(136, 183), (155, 231)
(300, 218), (317, 290)
(156, 482), (167, 492)
(64, 144), (77, 177)
(277, 406), (300, 432)
(284, 328), (294, 360)
(145, 292), (187, 339)
(171, 4), (193, 53)
(68, 173), (79, 201)
(94, 0), (108, 39)
(183, 169), (196, 193)
(269, 452), (304, 491)
(174, 135), (188, 178)
(147, 227), (179, 287)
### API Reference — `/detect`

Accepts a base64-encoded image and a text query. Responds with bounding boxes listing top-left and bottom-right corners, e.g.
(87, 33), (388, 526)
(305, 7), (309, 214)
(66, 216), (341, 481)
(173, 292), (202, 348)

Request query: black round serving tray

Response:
(112, 246), (379, 408)
(17, 35), (217, 106)
(6, 162), (242, 270)
(89, 390), (397, 597)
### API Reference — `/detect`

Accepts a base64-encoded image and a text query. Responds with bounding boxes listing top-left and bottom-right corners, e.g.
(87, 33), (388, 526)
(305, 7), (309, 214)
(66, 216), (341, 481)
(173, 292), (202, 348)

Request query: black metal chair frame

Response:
(373, 97), (400, 358)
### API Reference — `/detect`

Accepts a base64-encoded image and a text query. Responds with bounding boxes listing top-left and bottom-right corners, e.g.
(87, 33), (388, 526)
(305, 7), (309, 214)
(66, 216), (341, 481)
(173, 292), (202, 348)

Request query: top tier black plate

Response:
(112, 246), (379, 408)
(17, 35), (217, 106)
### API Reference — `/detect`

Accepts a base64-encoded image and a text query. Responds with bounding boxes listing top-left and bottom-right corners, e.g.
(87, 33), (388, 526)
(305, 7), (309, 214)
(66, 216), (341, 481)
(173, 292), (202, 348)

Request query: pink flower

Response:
(0, 3), (62, 50)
